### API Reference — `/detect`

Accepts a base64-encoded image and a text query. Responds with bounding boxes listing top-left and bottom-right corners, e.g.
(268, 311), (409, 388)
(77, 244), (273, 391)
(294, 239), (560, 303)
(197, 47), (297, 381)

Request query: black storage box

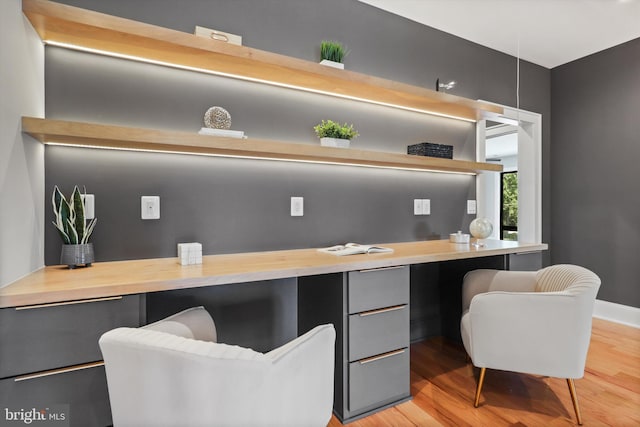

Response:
(407, 142), (453, 159)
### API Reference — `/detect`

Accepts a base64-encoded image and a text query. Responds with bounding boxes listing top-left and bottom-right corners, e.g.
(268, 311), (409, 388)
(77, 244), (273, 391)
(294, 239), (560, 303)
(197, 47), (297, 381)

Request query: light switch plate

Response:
(422, 199), (431, 215)
(81, 194), (95, 220)
(467, 200), (477, 215)
(291, 197), (304, 217)
(414, 199), (423, 215)
(141, 196), (160, 220)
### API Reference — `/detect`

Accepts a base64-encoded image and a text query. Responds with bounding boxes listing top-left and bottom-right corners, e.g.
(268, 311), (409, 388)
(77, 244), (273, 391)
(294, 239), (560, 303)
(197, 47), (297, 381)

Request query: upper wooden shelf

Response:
(23, 0), (503, 123)
(22, 117), (503, 174)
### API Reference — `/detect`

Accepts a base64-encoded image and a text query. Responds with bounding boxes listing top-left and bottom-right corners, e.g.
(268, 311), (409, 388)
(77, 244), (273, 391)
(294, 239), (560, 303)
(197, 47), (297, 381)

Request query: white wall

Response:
(0, 1), (45, 287)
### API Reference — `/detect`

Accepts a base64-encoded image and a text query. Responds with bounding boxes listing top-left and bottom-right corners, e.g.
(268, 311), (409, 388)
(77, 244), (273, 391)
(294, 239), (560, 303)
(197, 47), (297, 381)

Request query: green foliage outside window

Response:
(502, 172), (518, 241)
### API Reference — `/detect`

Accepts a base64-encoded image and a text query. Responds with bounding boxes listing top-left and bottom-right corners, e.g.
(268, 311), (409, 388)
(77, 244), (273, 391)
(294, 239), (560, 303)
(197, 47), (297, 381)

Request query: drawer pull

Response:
(359, 304), (406, 317)
(14, 361), (104, 382)
(357, 265), (406, 273)
(359, 348), (405, 365)
(16, 296), (123, 310)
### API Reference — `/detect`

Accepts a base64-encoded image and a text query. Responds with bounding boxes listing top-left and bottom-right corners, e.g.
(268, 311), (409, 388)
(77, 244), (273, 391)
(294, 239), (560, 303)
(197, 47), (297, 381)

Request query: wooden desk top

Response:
(0, 240), (547, 308)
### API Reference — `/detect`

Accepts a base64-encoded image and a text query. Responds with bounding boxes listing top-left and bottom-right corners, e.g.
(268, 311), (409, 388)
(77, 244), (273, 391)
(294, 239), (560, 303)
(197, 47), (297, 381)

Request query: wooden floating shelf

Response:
(22, 117), (503, 174)
(23, 0), (503, 122)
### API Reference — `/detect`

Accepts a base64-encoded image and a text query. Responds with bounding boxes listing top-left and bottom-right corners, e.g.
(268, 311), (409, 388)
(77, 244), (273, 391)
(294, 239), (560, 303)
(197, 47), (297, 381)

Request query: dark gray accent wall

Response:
(45, 0), (550, 265)
(551, 38), (640, 308)
(40, 0), (554, 344)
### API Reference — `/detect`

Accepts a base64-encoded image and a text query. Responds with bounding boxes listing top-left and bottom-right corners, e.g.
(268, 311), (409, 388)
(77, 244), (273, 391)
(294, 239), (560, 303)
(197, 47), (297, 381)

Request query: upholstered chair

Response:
(99, 306), (336, 427)
(460, 264), (601, 425)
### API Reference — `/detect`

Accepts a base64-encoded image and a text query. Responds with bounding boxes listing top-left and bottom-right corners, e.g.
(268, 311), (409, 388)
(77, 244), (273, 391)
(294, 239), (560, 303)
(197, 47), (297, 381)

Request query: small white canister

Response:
(449, 231), (470, 244)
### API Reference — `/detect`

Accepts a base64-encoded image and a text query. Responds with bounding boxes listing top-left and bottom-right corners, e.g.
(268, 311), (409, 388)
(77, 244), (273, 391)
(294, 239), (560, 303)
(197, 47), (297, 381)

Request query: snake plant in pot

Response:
(52, 185), (97, 268)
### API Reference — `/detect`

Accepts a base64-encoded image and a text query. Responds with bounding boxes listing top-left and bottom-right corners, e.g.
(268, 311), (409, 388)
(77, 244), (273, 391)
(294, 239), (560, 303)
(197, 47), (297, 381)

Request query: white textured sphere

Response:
(470, 218), (493, 239)
(204, 106), (232, 130)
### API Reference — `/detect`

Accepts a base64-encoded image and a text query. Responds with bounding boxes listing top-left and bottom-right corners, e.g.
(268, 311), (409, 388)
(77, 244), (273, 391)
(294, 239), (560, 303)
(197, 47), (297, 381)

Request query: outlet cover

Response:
(141, 196), (160, 220)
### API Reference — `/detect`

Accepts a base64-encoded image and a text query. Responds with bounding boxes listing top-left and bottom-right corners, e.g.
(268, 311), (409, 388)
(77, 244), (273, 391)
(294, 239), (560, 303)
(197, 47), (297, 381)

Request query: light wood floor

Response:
(329, 318), (640, 426)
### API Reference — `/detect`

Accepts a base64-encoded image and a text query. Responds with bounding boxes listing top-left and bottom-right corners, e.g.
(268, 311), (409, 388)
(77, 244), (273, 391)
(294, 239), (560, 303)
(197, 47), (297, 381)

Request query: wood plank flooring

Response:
(329, 319), (640, 426)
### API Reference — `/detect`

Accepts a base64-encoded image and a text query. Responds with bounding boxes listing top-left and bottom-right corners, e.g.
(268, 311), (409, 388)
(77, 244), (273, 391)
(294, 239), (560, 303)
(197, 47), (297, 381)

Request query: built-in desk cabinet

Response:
(0, 295), (142, 427)
(299, 266), (411, 423)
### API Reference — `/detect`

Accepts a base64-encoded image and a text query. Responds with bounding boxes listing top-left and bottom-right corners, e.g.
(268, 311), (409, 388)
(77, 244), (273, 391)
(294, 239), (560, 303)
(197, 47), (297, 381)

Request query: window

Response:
(501, 171), (518, 241)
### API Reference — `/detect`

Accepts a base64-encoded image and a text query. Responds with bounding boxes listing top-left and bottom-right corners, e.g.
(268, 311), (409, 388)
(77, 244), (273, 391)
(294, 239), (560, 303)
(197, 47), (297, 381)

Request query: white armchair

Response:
(99, 306), (335, 427)
(460, 264), (601, 424)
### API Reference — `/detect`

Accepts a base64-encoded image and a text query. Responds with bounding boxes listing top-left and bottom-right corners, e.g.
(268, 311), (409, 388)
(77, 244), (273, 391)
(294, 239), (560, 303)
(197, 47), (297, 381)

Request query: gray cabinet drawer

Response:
(0, 363), (111, 427)
(0, 295), (141, 378)
(348, 266), (409, 314)
(348, 304), (409, 361)
(348, 347), (410, 415)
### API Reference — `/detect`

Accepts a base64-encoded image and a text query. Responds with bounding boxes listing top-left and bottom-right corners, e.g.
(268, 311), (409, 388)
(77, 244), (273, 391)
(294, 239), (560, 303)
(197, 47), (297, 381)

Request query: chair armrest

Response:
(462, 270), (537, 311)
(264, 324), (336, 427)
(468, 291), (595, 378)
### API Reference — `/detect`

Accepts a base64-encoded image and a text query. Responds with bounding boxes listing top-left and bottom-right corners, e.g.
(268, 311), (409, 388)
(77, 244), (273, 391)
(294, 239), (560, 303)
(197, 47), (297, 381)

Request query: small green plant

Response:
(313, 119), (359, 140)
(320, 40), (348, 63)
(52, 185), (97, 245)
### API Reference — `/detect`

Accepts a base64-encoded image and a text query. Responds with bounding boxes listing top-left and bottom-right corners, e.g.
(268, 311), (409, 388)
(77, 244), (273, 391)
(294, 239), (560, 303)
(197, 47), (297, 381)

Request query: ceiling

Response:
(357, 0), (640, 69)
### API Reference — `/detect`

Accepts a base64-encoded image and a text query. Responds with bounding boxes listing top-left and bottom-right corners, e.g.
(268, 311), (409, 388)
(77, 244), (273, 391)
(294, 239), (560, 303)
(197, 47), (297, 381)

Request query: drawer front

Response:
(0, 363), (111, 427)
(348, 348), (410, 415)
(348, 305), (409, 361)
(0, 295), (141, 378)
(348, 266), (409, 314)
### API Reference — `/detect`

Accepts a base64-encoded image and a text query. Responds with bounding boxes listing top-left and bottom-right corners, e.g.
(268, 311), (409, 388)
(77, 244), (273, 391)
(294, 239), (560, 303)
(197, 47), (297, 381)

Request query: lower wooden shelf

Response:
(22, 117), (502, 174)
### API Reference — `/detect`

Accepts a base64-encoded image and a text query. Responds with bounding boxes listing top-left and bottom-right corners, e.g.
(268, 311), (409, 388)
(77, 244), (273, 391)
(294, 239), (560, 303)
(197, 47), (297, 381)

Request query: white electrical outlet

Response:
(422, 199), (431, 215)
(141, 196), (160, 220)
(81, 194), (95, 220)
(413, 199), (423, 215)
(291, 197), (304, 217)
(467, 200), (477, 215)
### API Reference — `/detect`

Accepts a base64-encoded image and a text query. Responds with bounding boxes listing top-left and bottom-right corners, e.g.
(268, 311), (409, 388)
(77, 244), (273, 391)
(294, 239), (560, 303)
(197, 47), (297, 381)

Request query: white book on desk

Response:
(318, 243), (393, 256)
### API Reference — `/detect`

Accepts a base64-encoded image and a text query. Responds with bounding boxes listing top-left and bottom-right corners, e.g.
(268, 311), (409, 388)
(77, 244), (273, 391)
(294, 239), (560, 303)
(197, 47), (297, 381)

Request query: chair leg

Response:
(566, 378), (583, 425)
(474, 367), (486, 408)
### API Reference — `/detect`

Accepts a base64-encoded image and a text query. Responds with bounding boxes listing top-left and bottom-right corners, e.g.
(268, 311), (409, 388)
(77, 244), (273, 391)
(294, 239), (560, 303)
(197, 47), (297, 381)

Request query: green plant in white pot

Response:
(52, 185), (97, 269)
(314, 119), (359, 148)
(319, 40), (348, 69)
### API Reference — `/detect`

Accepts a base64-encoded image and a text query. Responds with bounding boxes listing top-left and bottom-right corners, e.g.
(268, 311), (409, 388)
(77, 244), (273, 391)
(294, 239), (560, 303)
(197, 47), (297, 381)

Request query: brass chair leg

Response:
(474, 367), (486, 407)
(566, 378), (583, 425)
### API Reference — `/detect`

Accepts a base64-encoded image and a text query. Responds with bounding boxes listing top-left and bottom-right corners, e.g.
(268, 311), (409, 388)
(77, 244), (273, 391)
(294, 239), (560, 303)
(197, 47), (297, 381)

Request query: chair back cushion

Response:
(143, 306), (217, 342)
(536, 264), (601, 298)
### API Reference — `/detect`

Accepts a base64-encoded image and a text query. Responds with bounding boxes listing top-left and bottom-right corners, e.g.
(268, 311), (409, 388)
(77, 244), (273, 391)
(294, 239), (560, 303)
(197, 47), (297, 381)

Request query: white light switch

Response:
(291, 197), (304, 217)
(141, 196), (160, 220)
(82, 194), (95, 220)
(422, 199), (431, 215)
(467, 200), (477, 215)
(414, 199), (423, 215)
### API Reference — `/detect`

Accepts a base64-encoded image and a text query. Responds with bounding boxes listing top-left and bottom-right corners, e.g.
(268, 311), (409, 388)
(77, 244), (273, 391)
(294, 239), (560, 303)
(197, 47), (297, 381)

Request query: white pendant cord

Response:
(516, 31), (521, 125)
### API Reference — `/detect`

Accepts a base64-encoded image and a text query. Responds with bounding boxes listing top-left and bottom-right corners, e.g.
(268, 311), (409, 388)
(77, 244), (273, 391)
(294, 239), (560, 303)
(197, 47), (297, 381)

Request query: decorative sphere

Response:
(469, 218), (493, 239)
(204, 106), (232, 130)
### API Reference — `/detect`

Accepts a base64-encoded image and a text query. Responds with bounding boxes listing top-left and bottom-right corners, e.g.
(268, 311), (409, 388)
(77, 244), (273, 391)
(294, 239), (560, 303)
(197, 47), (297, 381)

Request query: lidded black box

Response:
(407, 142), (453, 159)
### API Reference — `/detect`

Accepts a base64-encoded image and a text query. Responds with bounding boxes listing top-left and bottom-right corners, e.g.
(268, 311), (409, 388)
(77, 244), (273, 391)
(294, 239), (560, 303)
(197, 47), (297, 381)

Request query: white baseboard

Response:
(593, 299), (640, 329)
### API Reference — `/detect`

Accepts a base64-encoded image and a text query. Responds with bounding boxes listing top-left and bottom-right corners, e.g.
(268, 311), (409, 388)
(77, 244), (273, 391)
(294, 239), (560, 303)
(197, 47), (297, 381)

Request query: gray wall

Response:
(45, 0), (551, 265)
(0, 1), (44, 288)
(551, 38), (640, 308)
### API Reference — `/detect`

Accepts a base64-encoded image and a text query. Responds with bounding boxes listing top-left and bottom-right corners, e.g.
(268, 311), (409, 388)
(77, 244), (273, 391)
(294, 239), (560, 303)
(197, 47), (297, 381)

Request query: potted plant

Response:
(313, 119), (359, 148)
(52, 185), (97, 269)
(319, 40), (348, 69)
